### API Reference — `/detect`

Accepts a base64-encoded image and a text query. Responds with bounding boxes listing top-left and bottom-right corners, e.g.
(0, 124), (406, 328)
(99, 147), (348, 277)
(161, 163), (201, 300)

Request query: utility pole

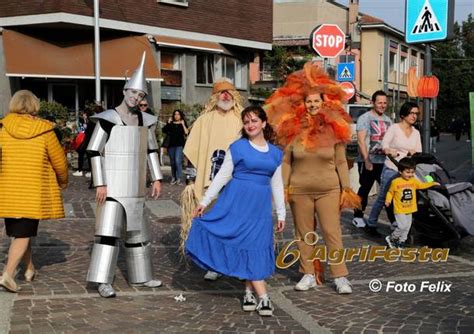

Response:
(94, 0), (101, 105)
(422, 44), (431, 153)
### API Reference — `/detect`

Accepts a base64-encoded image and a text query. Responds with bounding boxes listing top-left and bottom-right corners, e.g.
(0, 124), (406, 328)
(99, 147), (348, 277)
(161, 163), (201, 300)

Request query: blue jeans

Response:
(367, 166), (399, 227)
(168, 146), (183, 180)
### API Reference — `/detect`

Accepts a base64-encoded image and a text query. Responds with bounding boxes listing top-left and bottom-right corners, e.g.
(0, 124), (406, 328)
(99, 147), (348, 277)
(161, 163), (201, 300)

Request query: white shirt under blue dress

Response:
(185, 138), (285, 281)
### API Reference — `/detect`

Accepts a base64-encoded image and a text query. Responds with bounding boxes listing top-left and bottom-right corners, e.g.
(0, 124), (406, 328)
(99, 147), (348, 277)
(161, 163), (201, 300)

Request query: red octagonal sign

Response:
(310, 24), (346, 58)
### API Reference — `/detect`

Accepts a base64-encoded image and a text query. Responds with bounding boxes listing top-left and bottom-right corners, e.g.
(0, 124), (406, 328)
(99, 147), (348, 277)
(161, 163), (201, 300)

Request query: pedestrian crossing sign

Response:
(405, 0), (454, 44)
(337, 62), (355, 82)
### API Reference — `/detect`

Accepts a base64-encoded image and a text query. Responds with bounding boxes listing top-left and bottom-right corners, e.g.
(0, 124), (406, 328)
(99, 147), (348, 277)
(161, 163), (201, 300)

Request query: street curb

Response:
(0, 291), (14, 334)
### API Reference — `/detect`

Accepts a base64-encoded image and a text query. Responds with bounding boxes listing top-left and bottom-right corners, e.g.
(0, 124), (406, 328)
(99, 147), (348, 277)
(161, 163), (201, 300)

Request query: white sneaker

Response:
(131, 279), (163, 288)
(73, 171), (83, 177)
(85, 172), (92, 178)
(203, 271), (222, 281)
(142, 279), (162, 288)
(352, 217), (366, 228)
(334, 277), (352, 294)
(294, 274), (317, 291)
(98, 283), (116, 298)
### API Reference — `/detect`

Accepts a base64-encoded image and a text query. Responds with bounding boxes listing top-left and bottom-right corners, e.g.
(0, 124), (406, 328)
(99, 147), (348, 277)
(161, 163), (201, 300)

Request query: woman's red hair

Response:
(265, 62), (351, 151)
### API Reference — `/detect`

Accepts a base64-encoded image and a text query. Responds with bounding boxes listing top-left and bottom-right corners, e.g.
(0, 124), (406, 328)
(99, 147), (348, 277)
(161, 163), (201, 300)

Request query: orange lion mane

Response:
(265, 62), (351, 151)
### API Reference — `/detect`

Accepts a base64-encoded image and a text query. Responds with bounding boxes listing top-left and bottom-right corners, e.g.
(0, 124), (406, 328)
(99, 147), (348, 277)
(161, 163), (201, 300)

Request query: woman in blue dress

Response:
(185, 106), (286, 317)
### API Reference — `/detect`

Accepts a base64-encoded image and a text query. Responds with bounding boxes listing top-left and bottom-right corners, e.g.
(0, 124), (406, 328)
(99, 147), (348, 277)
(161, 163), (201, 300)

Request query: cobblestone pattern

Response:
(10, 294), (308, 333)
(2, 170), (474, 333)
(283, 276), (474, 333)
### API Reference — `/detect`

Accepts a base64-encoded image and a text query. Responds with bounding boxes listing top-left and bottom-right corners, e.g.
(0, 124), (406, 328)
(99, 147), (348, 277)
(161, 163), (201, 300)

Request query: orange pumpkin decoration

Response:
(417, 75), (439, 98)
(407, 67), (419, 98)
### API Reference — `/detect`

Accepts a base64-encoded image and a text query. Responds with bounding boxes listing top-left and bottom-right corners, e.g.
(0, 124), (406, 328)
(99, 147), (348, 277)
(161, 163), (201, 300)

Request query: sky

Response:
(335, 0), (473, 31)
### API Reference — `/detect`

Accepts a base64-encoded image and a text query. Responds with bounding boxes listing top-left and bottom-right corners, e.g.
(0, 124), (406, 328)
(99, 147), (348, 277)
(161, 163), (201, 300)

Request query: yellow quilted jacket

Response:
(0, 113), (68, 219)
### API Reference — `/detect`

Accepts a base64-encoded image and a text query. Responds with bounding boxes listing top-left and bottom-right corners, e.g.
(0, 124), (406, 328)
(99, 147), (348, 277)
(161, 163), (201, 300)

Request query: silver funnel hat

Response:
(124, 51), (148, 95)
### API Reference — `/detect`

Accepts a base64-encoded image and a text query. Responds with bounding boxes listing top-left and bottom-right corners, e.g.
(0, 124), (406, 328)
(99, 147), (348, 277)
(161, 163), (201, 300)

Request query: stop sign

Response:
(310, 24), (346, 58)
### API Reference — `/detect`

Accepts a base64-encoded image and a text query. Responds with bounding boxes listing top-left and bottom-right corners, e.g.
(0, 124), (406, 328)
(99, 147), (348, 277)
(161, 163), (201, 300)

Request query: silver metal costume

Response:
(86, 111), (162, 284)
(86, 52), (163, 285)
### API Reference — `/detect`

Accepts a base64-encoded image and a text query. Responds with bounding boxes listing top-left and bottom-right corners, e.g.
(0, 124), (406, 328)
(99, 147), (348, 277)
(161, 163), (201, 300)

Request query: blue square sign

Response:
(337, 63), (354, 82)
(405, 0), (454, 44)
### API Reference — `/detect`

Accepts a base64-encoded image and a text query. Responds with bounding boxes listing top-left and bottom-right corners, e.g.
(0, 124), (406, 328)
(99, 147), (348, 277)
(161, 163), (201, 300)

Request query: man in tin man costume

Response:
(86, 52), (163, 298)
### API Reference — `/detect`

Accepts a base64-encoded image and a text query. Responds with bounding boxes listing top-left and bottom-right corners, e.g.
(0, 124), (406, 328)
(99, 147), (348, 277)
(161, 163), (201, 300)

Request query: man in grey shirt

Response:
(353, 90), (394, 236)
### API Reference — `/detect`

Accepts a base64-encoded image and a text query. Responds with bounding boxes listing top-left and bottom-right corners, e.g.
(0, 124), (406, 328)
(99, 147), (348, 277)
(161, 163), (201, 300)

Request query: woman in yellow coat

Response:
(0, 90), (68, 292)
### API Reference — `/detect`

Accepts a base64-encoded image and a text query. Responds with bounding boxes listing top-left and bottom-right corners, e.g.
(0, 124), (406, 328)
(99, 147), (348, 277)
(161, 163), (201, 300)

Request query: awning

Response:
(2, 30), (161, 80)
(153, 35), (225, 53)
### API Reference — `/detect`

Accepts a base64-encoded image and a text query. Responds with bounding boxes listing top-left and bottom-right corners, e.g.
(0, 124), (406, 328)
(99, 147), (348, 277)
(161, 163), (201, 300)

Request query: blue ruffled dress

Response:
(185, 138), (283, 280)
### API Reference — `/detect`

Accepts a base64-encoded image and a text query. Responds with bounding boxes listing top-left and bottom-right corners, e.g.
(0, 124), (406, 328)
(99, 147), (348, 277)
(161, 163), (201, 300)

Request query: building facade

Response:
(0, 0), (272, 117)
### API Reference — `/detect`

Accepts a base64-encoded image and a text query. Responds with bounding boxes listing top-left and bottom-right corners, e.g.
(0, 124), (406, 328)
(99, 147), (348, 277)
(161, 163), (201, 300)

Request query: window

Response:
(339, 55), (355, 63)
(48, 83), (78, 114)
(389, 51), (397, 83)
(400, 55), (408, 84)
(224, 58), (236, 85)
(158, 0), (188, 7)
(196, 54), (215, 85)
(161, 52), (179, 70)
(389, 40), (399, 50)
(410, 50), (418, 67)
(196, 54), (247, 89)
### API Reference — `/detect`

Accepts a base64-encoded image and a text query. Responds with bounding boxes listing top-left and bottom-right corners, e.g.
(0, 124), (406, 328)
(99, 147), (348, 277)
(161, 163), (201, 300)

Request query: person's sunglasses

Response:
(139, 104), (148, 107)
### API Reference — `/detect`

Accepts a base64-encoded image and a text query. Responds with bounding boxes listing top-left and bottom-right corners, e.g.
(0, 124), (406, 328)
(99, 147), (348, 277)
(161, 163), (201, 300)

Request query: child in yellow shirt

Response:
(385, 157), (439, 248)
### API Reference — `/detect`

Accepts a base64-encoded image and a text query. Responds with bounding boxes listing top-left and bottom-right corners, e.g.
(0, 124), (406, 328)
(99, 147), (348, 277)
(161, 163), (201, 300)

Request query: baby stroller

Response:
(409, 153), (474, 248)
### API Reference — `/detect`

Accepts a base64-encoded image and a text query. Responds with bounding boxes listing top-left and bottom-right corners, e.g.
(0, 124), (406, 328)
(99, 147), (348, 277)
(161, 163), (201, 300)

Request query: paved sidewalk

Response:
(1, 165), (474, 333)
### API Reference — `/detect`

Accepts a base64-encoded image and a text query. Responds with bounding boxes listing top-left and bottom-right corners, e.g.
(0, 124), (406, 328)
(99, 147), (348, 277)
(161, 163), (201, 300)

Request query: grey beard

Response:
(217, 100), (233, 112)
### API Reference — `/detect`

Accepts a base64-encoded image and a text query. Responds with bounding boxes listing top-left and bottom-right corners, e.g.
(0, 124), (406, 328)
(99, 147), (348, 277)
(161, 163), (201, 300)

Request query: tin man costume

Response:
(86, 52), (163, 298)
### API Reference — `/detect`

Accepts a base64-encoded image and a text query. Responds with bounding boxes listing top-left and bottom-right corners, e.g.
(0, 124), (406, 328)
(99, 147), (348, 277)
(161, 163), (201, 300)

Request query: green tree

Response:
(432, 18), (474, 130)
(263, 45), (312, 84)
(461, 14), (474, 57)
(38, 101), (69, 121)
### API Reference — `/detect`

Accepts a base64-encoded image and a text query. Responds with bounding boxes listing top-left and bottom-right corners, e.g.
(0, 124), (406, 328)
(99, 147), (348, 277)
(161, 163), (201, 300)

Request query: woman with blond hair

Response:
(0, 90), (68, 292)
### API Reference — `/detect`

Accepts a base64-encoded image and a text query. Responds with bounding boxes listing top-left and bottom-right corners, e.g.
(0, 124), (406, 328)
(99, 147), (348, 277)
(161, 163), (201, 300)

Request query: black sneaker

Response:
(256, 297), (273, 317)
(397, 241), (406, 249)
(242, 292), (257, 311)
(385, 235), (398, 249)
(364, 225), (382, 237)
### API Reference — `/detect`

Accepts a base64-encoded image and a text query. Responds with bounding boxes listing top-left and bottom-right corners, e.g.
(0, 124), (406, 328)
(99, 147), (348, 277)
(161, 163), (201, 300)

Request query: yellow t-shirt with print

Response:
(385, 177), (437, 214)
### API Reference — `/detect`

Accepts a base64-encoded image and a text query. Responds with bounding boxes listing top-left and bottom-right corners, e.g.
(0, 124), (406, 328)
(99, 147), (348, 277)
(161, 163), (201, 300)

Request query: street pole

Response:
(470, 92), (474, 167)
(93, 0), (101, 105)
(422, 44), (431, 153)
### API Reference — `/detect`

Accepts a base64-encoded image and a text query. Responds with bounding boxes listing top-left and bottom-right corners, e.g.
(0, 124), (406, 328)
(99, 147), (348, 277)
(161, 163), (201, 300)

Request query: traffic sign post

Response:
(405, 0), (455, 44)
(405, 0), (454, 152)
(337, 63), (355, 82)
(310, 24), (346, 58)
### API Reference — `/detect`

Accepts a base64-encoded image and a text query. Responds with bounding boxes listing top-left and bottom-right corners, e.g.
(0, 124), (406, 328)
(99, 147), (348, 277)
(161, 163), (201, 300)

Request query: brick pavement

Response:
(1, 170), (474, 334)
